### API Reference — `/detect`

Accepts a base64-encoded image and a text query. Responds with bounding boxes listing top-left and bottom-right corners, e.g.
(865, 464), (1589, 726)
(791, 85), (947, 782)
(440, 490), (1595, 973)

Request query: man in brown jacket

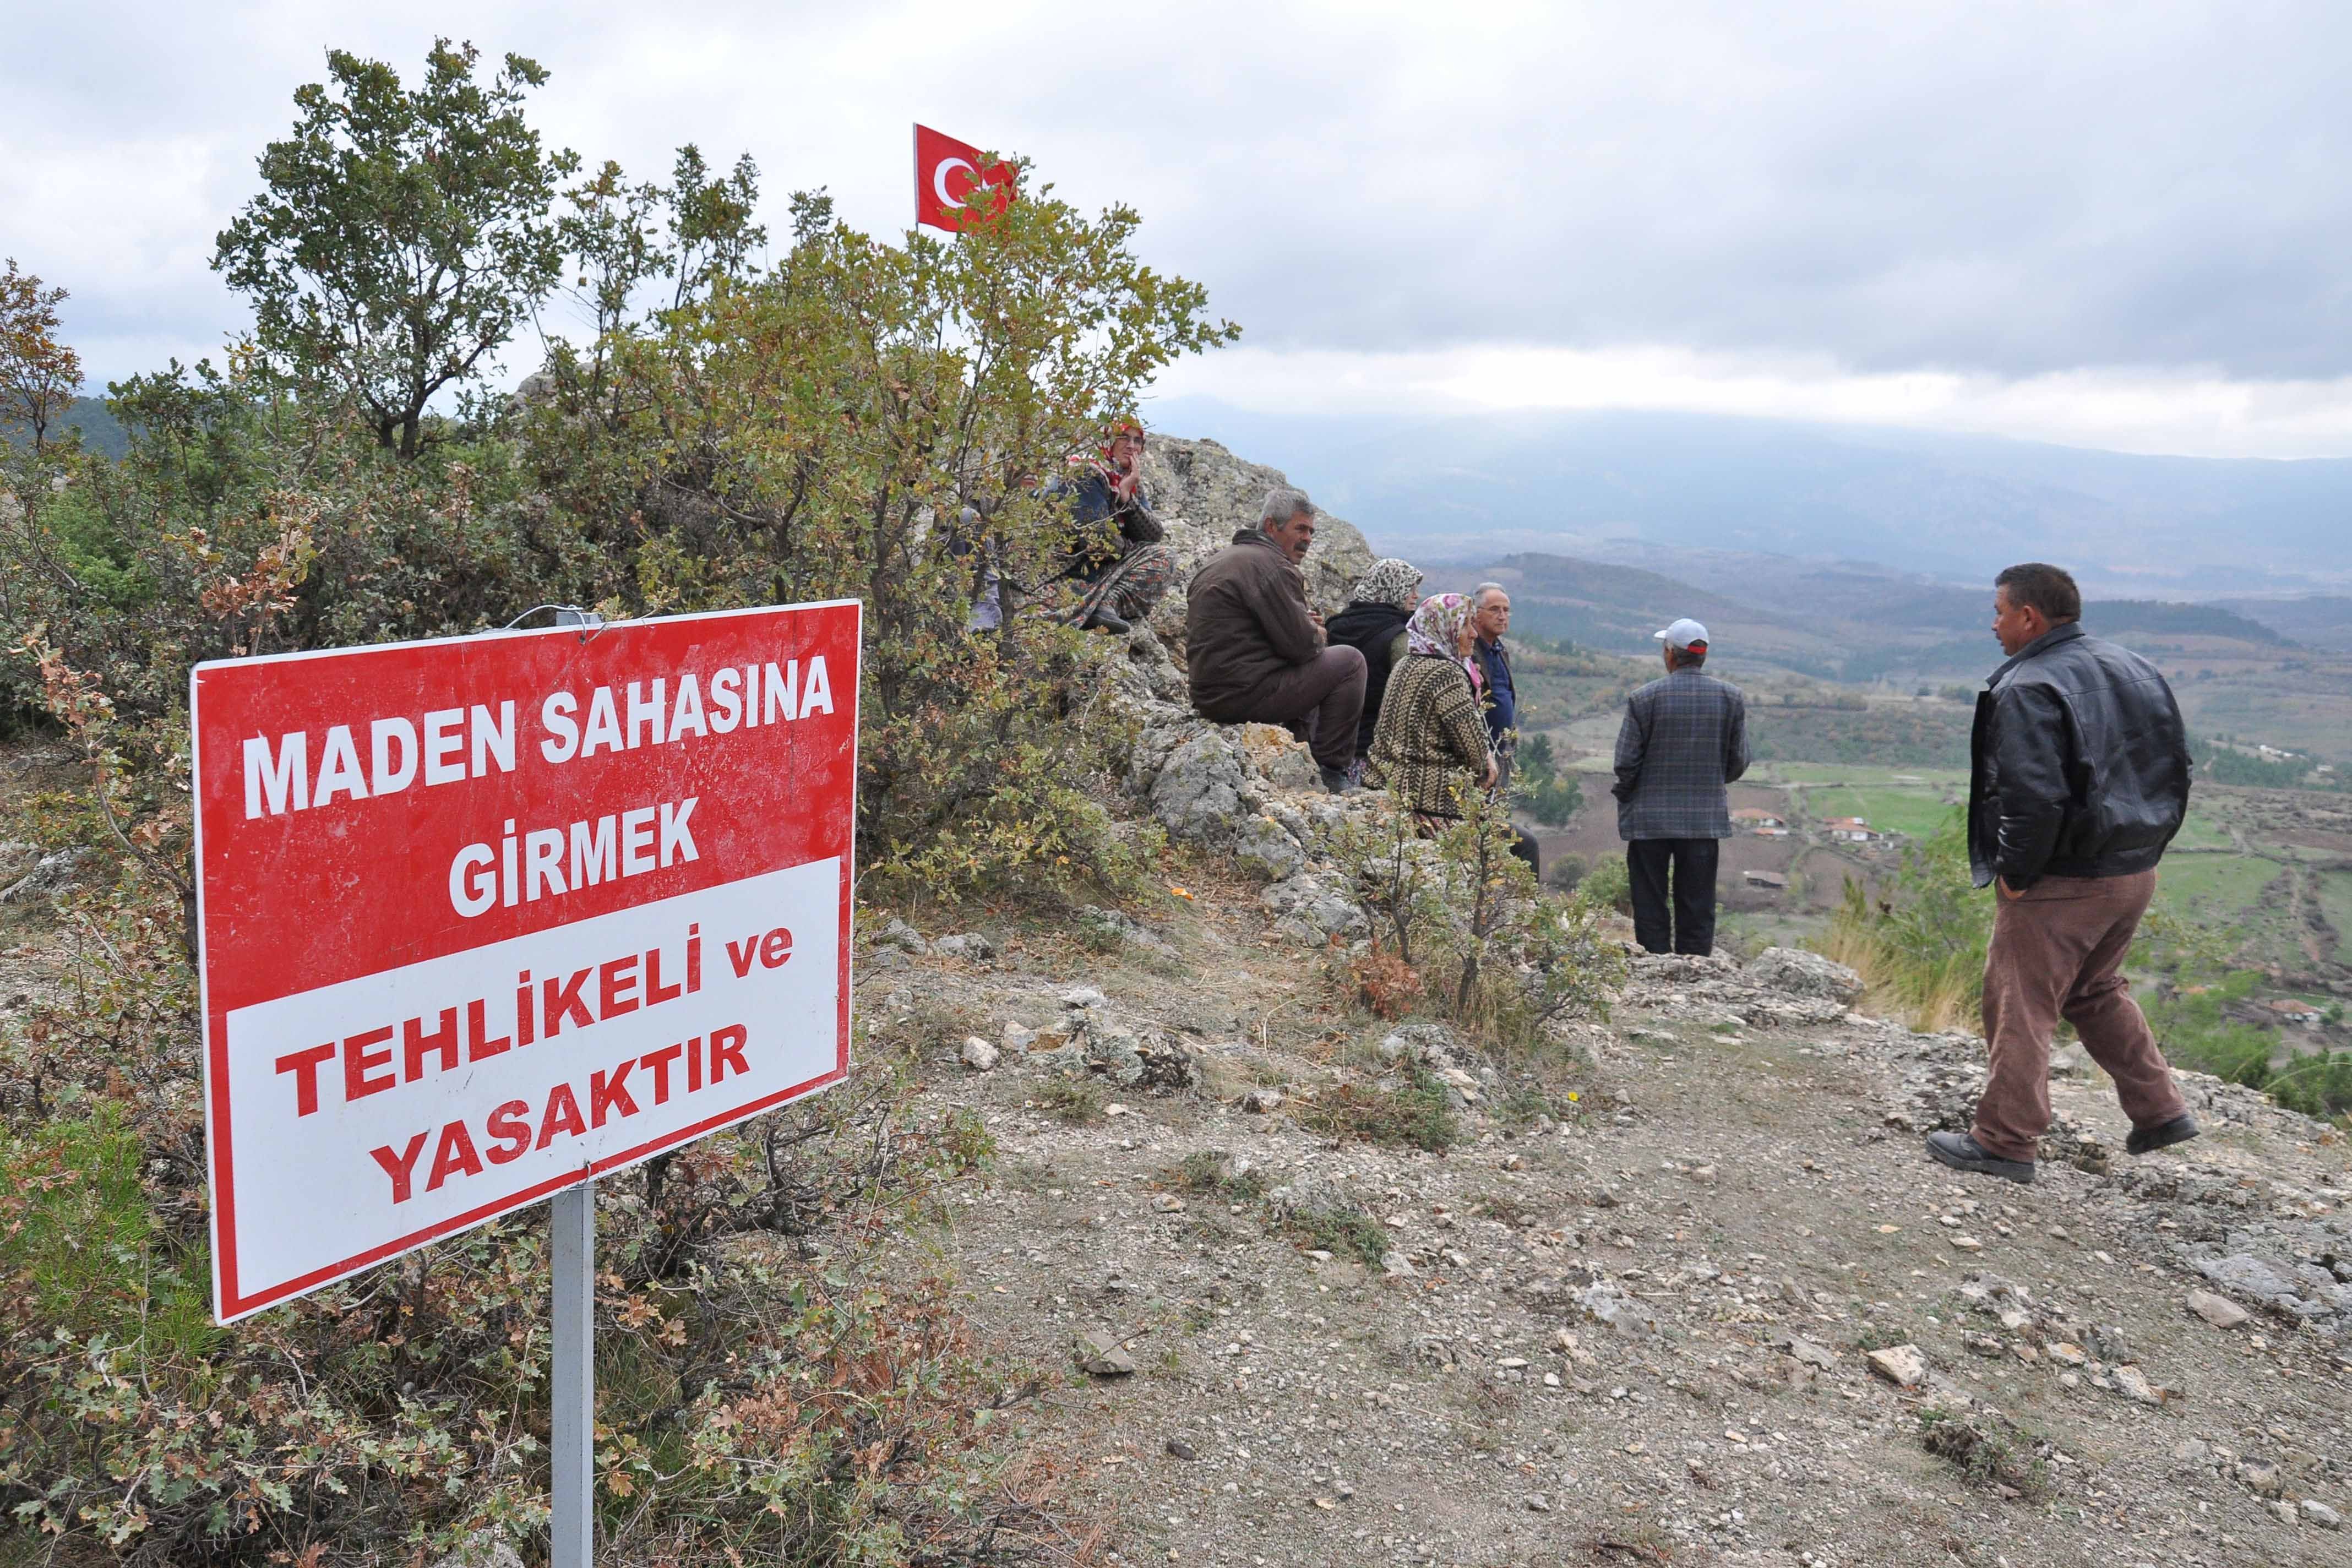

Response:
(1185, 487), (1367, 793)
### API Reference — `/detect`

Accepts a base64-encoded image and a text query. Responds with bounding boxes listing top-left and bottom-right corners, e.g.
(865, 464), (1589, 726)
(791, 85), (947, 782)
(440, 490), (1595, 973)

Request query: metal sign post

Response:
(549, 1179), (595, 1568)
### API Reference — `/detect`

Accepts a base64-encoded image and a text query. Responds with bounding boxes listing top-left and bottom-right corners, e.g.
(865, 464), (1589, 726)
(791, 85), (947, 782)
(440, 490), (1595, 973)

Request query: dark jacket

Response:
(1968, 622), (2190, 889)
(1475, 637), (1517, 749)
(1049, 467), (1163, 583)
(1612, 668), (1749, 840)
(1327, 600), (1412, 757)
(1185, 530), (1322, 715)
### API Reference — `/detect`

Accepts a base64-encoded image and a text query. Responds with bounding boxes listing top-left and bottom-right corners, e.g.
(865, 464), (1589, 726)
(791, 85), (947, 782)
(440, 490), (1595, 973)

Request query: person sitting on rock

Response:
(1184, 487), (1366, 794)
(1047, 417), (1173, 635)
(1326, 557), (1423, 773)
(1365, 593), (1495, 821)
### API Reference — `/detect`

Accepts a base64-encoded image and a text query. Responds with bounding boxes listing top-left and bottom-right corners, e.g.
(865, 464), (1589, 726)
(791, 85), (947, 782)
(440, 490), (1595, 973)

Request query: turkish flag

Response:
(913, 123), (1015, 232)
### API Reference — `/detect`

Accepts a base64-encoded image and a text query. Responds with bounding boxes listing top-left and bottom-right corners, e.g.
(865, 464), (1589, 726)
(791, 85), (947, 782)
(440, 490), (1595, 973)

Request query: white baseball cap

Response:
(1654, 618), (1709, 650)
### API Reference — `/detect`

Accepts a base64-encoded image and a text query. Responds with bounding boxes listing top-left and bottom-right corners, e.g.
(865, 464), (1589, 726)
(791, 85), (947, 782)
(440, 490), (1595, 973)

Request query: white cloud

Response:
(8, 1), (2352, 455)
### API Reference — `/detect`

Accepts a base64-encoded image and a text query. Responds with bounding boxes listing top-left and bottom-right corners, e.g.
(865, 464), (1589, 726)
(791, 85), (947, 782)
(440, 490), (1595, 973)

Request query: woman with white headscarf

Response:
(1326, 557), (1424, 767)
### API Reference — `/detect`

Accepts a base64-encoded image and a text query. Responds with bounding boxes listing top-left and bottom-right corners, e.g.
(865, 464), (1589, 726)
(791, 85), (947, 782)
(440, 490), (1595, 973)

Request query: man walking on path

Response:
(1185, 487), (1366, 794)
(1613, 618), (1748, 955)
(1928, 562), (2198, 1184)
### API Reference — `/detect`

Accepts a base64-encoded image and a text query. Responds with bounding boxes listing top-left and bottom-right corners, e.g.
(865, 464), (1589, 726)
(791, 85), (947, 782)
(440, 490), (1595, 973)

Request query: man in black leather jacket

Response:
(1927, 563), (2199, 1183)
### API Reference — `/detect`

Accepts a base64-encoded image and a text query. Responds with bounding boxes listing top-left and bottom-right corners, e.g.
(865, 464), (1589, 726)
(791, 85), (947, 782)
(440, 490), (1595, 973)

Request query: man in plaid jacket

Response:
(1613, 618), (1750, 955)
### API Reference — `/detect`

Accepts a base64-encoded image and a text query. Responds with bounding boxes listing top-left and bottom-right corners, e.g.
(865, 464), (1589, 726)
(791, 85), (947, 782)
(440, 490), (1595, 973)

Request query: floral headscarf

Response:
(1350, 557), (1423, 611)
(1406, 592), (1483, 689)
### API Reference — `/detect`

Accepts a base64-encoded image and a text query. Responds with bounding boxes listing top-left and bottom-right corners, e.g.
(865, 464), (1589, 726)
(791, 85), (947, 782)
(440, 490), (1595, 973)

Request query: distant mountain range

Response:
(1429, 549), (2290, 682)
(1146, 398), (2352, 595)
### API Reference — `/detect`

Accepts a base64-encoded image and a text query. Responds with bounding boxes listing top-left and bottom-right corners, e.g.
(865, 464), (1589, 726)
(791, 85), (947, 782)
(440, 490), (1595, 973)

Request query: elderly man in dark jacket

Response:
(1927, 562), (2198, 1185)
(1613, 618), (1749, 955)
(1185, 488), (1366, 794)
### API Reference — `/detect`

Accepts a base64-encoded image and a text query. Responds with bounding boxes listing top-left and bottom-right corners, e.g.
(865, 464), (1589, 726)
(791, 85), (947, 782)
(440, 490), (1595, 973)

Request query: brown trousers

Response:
(1973, 869), (2188, 1163)
(1201, 645), (1368, 772)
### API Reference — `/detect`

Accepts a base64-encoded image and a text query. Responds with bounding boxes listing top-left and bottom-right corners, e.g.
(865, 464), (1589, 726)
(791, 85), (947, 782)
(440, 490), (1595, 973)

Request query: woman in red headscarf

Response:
(1050, 418), (1174, 634)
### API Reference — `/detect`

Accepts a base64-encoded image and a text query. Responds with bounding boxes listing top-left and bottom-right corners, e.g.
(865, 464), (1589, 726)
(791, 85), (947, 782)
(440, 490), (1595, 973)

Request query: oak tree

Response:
(213, 40), (575, 456)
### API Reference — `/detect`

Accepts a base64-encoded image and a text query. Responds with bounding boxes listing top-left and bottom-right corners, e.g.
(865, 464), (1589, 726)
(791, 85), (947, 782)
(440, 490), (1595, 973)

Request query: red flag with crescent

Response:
(913, 123), (1015, 232)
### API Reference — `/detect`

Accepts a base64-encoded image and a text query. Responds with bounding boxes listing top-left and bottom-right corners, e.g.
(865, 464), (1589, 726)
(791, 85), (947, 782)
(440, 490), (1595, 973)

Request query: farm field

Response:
(2153, 852), (2285, 918)
(1797, 785), (1959, 841)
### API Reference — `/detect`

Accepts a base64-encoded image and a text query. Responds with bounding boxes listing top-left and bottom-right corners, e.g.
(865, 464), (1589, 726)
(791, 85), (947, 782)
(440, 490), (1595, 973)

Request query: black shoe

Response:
(2125, 1114), (2199, 1156)
(1925, 1130), (2037, 1184)
(1318, 765), (1357, 796)
(1081, 608), (1131, 634)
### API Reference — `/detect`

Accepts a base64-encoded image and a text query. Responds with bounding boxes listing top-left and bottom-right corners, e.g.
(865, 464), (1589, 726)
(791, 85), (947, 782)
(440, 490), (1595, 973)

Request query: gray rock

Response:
(932, 932), (994, 960)
(1785, 1336), (1839, 1370)
(2186, 1288), (2251, 1329)
(430, 1531), (525, 1568)
(1378, 1022), (1460, 1067)
(872, 917), (928, 955)
(2198, 1254), (2295, 1302)
(1136, 435), (1376, 621)
(1744, 948), (1864, 1005)
(959, 1036), (1000, 1072)
(1381, 1249), (1419, 1278)
(1232, 814), (1306, 881)
(1075, 1329), (1136, 1376)
(2302, 1500), (2343, 1530)
(2240, 1460), (2284, 1496)
(1866, 1344), (1929, 1387)
(1, 846), (87, 905)
(1240, 1087), (1284, 1114)
(1147, 731), (1250, 846)
(1574, 1282), (1659, 1337)
(1261, 872), (1369, 943)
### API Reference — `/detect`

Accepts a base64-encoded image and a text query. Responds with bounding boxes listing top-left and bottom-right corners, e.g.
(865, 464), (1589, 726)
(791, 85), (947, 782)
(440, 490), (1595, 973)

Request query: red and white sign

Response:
(190, 602), (861, 1322)
(914, 122), (1015, 232)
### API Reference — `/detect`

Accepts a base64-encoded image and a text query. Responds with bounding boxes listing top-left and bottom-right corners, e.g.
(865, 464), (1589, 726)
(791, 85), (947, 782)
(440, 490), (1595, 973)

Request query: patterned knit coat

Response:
(1365, 654), (1494, 818)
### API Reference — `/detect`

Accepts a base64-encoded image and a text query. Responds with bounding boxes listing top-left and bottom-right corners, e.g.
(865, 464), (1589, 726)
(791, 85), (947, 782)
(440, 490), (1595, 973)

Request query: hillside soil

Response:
(9, 724), (2352, 1567)
(860, 881), (2352, 1568)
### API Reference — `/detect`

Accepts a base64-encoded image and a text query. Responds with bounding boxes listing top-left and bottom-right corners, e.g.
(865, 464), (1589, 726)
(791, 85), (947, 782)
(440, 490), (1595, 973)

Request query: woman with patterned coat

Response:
(1365, 594), (1496, 820)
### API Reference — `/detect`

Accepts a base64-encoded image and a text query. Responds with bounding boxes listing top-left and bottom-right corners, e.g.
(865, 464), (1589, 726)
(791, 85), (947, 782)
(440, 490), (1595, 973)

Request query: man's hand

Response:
(1483, 757), (1499, 788)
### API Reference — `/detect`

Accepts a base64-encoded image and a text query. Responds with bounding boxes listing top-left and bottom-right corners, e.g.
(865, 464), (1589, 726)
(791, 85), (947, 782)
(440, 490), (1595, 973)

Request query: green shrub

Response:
(1816, 810), (1989, 1030)
(1297, 1066), (1460, 1152)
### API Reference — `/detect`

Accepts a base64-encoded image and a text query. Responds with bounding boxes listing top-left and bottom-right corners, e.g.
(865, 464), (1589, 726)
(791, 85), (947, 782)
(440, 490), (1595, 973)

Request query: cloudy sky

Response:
(8, 1), (2352, 456)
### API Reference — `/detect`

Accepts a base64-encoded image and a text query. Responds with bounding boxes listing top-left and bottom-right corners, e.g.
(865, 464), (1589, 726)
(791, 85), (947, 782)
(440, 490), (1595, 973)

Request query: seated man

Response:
(1185, 487), (1366, 794)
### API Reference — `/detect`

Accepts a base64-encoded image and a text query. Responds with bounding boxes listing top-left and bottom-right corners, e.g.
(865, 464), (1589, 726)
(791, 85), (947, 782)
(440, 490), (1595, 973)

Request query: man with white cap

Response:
(1611, 618), (1750, 955)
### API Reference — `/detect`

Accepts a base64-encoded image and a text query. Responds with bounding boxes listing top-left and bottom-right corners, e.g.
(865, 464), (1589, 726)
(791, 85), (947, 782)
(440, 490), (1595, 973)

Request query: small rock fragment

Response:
(932, 932), (994, 960)
(2186, 1289), (2250, 1330)
(960, 1036), (1001, 1071)
(1866, 1345), (1929, 1387)
(1166, 1438), (1199, 1461)
(1381, 1250), (1419, 1278)
(2112, 1364), (2174, 1406)
(1075, 1330), (1136, 1377)
(1785, 1337), (1839, 1370)
(2302, 1500), (2342, 1530)
(1241, 1087), (1284, 1114)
